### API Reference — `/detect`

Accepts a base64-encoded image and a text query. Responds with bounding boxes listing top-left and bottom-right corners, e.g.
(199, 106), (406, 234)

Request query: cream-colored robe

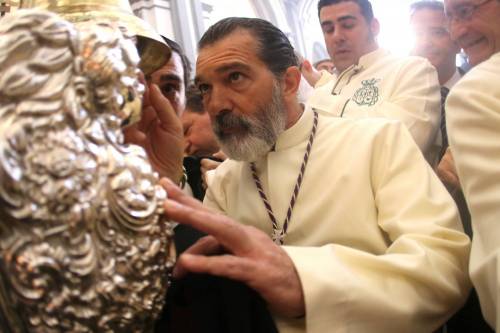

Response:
(447, 52), (500, 331)
(308, 48), (441, 165)
(204, 107), (470, 332)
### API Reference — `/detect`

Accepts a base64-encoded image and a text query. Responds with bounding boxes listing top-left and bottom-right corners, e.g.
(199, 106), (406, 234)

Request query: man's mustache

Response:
(213, 111), (252, 137)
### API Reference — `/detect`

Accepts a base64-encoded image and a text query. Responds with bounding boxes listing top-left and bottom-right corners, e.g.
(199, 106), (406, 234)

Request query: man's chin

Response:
(219, 140), (273, 162)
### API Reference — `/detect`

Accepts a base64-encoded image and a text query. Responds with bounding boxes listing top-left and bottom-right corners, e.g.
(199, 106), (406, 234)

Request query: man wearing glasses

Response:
(444, 0), (500, 330)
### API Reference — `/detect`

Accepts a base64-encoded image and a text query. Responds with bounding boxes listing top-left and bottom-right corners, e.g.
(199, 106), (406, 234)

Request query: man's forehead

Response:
(153, 52), (184, 77)
(411, 8), (447, 25)
(195, 32), (261, 78)
(320, 1), (363, 22)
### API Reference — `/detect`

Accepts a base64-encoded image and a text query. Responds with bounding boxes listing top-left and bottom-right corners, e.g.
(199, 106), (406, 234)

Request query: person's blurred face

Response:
(315, 59), (335, 72)
(181, 110), (219, 157)
(445, 0), (500, 66)
(319, 1), (379, 73)
(195, 29), (287, 162)
(150, 51), (186, 115)
(411, 8), (460, 70)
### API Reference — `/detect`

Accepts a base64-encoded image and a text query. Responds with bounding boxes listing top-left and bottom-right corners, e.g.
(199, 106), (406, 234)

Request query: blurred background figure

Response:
(182, 84), (219, 158)
(410, 0), (461, 88)
(410, 0), (463, 190)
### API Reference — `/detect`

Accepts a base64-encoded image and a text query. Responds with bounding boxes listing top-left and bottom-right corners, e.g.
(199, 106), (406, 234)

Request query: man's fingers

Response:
(149, 83), (179, 127)
(213, 150), (227, 160)
(123, 126), (146, 146)
(163, 195), (252, 254)
(200, 158), (221, 172)
(173, 236), (224, 278)
(184, 235), (225, 256)
(160, 178), (207, 210)
(137, 106), (156, 132)
(174, 253), (253, 283)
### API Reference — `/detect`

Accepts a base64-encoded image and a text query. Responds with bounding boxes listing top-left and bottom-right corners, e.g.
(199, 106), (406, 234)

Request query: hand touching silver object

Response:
(0, 10), (175, 332)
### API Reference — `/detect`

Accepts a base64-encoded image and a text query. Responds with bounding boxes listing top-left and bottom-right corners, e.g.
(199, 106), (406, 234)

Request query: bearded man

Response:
(162, 17), (471, 333)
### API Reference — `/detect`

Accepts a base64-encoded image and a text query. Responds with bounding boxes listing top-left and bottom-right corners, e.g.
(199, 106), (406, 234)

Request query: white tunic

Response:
(447, 52), (500, 331)
(308, 49), (441, 165)
(204, 106), (471, 333)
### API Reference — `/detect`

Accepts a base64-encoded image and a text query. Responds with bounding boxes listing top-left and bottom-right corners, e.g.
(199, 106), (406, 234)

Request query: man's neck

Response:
(438, 61), (457, 86)
(285, 102), (305, 129)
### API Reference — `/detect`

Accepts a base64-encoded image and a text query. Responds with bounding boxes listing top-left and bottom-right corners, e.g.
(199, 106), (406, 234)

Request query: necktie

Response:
(440, 86), (450, 158)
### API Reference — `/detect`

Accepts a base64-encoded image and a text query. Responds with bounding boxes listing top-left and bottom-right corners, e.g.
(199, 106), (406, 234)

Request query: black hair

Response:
(198, 17), (298, 78)
(410, 0), (444, 17)
(162, 37), (191, 89)
(318, 0), (375, 23)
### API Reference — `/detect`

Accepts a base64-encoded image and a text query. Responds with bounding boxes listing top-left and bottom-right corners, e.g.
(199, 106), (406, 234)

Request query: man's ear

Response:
(282, 66), (302, 100)
(370, 18), (380, 38)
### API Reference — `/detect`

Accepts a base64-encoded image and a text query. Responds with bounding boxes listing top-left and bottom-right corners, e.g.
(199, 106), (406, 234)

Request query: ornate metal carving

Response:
(0, 9), (175, 332)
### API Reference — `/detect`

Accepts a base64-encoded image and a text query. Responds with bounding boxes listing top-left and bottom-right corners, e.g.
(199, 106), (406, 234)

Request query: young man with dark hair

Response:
(444, 0), (500, 330)
(150, 37), (192, 116)
(310, 0), (442, 166)
(163, 16), (470, 333)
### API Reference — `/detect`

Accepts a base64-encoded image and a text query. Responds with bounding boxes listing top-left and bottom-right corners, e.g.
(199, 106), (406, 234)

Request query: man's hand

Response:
(300, 59), (321, 87)
(123, 83), (184, 182)
(200, 150), (227, 189)
(161, 178), (305, 318)
(437, 147), (461, 193)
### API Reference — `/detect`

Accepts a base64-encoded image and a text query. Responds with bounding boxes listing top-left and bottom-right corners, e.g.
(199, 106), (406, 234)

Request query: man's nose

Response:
(332, 28), (347, 44)
(206, 86), (232, 117)
(416, 34), (432, 50)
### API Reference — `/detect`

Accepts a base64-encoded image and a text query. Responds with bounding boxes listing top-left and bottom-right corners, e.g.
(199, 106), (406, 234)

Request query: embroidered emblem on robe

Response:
(353, 79), (380, 106)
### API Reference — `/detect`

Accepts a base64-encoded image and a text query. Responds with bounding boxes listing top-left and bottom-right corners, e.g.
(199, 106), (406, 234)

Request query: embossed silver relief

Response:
(0, 10), (175, 332)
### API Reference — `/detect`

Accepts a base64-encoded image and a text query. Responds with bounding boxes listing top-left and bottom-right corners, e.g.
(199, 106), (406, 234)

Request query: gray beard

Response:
(212, 82), (286, 162)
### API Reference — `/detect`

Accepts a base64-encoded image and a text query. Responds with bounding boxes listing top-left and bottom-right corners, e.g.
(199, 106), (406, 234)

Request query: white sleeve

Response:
(371, 58), (441, 162)
(447, 53), (500, 331)
(284, 122), (471, 333)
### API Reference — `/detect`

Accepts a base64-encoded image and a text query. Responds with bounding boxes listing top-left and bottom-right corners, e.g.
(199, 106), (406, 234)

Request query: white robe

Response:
(447, 52), (500, 331)
(204, 106), (471, 333)
(308, 48), (441, 166)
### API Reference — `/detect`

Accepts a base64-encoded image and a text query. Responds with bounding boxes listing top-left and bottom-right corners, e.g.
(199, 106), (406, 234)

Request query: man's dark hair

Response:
(318, 0), (374, 23)
(162, 37), (191, 89)
(198, 17), (298, 77)
(185, 84), (204, 114)
(410, 0), (444, 17)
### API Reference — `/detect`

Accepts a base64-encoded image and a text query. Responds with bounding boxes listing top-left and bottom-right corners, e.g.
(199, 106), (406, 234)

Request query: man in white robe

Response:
(309, 0), (441, 165)
(444, 0), (500, 329)
(162, 16), (471, 333)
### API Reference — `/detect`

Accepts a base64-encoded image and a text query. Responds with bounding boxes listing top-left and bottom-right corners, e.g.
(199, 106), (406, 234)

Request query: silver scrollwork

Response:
(0, 9), (175, 332)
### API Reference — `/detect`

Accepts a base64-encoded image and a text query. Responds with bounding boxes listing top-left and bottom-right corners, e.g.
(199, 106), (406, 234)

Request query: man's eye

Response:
(457, 5), (473, 19)
(321, 24), (334, 34)
(433, 29), (448, 37)
(198, 84), (210, 95)
(229, 72), (243, 82)
(161, 84), (177, 95)
(341, 23), (355, 30)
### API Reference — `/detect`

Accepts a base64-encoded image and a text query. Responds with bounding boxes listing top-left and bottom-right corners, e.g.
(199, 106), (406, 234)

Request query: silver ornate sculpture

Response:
(0, 9), (175, 332)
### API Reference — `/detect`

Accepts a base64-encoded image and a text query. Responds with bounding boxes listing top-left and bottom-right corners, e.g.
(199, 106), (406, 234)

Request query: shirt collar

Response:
(274, 105), (313, 151)
(333, 48), (387, 76)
